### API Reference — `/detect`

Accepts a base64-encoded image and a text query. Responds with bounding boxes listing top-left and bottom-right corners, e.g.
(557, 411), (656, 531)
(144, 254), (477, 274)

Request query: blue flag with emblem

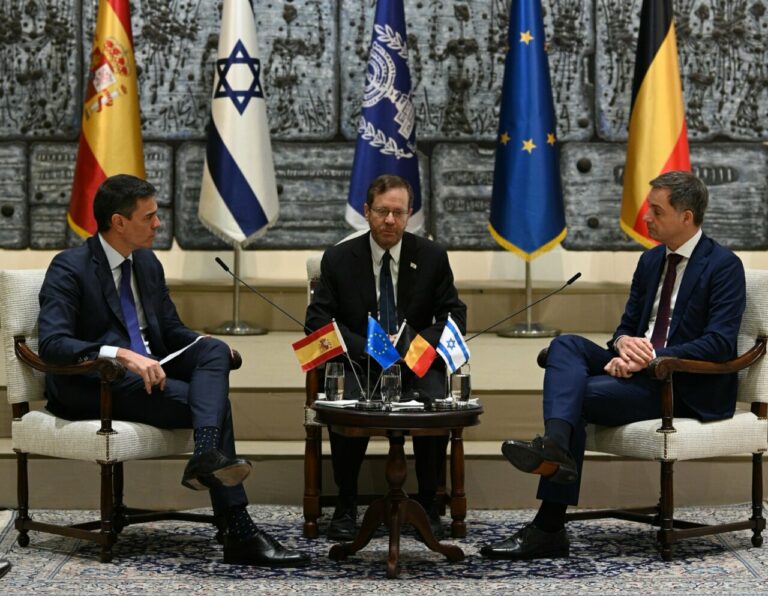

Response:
(488, 0), (566, 261)
(198, 0), (279, 246)
(345, 0), (422, 232)
(365, 315), (401, 370)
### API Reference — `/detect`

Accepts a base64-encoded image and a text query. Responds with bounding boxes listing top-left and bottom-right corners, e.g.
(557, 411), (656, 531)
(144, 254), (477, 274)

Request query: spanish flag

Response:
(292, 322), (347, 373)
(620, 0), (690, 248)
(395, 322), (437, 378)
(68, 0), (145, 238)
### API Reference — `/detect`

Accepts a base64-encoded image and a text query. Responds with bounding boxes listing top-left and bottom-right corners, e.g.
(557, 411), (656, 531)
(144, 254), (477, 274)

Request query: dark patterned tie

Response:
(119, 259), (148, 356)
(379, 251), (397, 334)
(650, 253), (684, 350)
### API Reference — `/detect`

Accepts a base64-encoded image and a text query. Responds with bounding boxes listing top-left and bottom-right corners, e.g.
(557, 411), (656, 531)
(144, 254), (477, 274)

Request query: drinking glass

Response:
(324, 362), (345, 401)
(450, 365), (471, 406)
(380, 364), (402, 403)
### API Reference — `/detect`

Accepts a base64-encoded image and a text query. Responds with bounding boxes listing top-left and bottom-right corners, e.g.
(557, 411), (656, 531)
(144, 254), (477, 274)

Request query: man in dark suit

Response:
(481, 170), (746, 560)
(305, 174), (466, 541)
(38, 174), (308, 567)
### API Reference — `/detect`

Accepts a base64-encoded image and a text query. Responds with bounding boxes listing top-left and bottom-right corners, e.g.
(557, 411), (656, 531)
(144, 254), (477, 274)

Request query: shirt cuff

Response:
(99, 345), (119, 359)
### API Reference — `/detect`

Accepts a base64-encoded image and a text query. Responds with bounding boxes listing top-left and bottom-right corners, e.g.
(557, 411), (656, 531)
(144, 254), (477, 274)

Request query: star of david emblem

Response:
(214, 39), (263, 115)
(447, 339), (456, 350)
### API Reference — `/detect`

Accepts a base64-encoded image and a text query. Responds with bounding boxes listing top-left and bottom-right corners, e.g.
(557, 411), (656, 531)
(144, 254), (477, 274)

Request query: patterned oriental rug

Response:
(2, 505), (768, 594)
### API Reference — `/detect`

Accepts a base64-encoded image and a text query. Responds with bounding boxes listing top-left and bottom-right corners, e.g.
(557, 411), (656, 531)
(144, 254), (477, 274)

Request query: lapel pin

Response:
(410, 262), (417, 270)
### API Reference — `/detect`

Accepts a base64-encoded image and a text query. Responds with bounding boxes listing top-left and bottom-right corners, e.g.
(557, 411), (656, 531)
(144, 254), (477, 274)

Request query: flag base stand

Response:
(205, 320), (267, 336)
(205, 246), (268, 336)
(497, 262), (560, 338)
(496, 321), (560, 338)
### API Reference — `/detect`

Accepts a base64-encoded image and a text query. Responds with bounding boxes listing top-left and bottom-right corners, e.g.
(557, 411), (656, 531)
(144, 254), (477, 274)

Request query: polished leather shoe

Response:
(480, 523), (569, 560)
(181, 448), (252, 491)
(327, 505), (357, 541)
(223, 530), (310, 567)
(0, 558), (10, 579)
(501, 436), (578, 484)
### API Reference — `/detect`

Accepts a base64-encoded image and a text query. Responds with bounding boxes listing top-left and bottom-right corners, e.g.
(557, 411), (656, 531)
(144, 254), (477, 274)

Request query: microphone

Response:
(465, 272), (581, 341)
(214, 257), (310, 333)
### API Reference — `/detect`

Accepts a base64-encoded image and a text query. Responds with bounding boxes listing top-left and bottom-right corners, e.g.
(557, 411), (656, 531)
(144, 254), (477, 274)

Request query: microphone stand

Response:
(205, 245), (267, 336)
(497, 261), (560, 338)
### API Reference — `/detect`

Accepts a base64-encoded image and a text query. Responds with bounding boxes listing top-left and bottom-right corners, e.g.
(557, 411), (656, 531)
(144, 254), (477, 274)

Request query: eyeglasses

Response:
(369, 207), (409, 220)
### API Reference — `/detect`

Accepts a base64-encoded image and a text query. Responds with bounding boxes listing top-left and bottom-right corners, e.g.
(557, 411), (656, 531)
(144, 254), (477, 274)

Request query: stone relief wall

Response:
(0, 0), (766, 251)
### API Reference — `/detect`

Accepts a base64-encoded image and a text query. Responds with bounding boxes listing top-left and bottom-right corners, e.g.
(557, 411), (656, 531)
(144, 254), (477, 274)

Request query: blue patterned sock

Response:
(226, 505), (258, 540)
(193, 426), (221, 456)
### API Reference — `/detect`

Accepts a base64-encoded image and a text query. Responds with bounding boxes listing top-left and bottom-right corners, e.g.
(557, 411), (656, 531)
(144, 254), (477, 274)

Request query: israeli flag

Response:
(198, 0), (278, 246)
(437, 314), (470, 373)
(345, 0), (422, 232)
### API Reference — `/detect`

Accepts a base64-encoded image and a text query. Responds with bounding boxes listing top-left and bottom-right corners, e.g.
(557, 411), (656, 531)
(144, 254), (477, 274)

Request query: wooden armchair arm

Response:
(14, 336), (125, 382)
(14, 336), (125, 434)
(648, 337), (767, 381)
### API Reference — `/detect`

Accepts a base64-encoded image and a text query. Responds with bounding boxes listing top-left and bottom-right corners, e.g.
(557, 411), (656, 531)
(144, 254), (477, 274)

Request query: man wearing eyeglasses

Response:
(306, 174), (466, 542)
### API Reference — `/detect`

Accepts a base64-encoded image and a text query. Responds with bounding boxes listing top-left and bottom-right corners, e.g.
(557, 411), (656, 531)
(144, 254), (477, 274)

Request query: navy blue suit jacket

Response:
(611, 234), (745, 421)
(38, 235), (199, 414)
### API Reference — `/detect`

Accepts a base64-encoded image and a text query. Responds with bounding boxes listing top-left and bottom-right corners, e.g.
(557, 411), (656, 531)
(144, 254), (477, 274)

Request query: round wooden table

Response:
(312, 401), (483, 579)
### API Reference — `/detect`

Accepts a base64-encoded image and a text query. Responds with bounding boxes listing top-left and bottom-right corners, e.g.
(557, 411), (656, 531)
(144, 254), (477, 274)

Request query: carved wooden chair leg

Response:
(99, 463), (115, 563)
(303, 425), (322, 538)
(658, 460), (675, 561)
(15, 451), (30, 547)
(751, 452), (765, 547)
(113, 462), (127, 533)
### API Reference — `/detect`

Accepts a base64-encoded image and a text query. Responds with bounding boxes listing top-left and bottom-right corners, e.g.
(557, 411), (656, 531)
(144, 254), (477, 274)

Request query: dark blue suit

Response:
(38, 235), (247, 513)
(539, 234), (745, 505)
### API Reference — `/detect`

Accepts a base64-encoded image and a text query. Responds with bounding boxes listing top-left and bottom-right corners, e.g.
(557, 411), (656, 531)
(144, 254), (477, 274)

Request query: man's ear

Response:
(110, 212), (124, 232)
(363, 203), (370, 221)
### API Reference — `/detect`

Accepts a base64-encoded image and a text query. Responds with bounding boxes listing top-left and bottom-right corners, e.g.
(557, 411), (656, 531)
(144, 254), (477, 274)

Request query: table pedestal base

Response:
(328, 434), (464, 578)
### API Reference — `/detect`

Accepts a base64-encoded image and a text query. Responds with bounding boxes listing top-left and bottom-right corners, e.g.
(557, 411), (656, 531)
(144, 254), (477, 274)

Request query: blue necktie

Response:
(119, 259), (148, 356)
(379, 251), (397, 334)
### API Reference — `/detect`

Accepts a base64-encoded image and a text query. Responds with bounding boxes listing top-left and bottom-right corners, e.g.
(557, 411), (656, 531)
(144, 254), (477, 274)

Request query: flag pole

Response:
(497, 261), (560, 338)
(205, 245), (267, 336)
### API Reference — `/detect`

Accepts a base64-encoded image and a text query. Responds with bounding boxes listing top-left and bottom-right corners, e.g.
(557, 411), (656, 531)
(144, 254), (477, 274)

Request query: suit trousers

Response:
(537, 334), (695, 506)
(53, 338), (247, 514)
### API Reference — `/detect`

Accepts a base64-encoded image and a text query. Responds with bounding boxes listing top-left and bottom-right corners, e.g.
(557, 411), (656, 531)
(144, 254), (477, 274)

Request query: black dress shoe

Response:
(327, 505), (357, 541)
(0, 558), (10, 579)
(223, 530), (310, 567)
(181, 448), (252, 491)
(501, 436), (578, 484)
(480, 523), (569, 560)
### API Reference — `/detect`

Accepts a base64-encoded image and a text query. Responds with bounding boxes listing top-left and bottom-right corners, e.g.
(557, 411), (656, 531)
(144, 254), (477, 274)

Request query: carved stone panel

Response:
(431, 143), (497, 250)
(0, 1), (80, 138)
(596, 0), (768, 142)
(340, 0), (593, 142)
(175, 142), (431, 250)
(29, 143), (173, 249)
(83, 0), (337, 139)
(0, 144), (28, 248)
(561, 142), (768, 250)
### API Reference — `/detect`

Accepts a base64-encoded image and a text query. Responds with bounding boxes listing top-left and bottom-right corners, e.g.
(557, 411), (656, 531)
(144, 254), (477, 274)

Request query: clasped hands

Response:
(604, 336), (654, 379)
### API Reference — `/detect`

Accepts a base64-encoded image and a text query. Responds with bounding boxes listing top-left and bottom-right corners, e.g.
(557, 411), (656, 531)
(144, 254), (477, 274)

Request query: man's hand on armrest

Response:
(115, 348), (166, 394)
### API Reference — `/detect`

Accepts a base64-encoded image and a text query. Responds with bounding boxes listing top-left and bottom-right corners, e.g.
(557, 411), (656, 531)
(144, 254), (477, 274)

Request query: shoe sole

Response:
(481, 546), (570, 560)
(502, 443), (578, 485)
(223, 554), (310, 567)
(181, 462), (252, 491)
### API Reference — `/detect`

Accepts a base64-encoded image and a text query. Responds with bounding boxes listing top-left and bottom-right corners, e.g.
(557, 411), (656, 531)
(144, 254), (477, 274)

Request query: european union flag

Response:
(365, 315), (400, 370)
(488, 0), (566, 260)
(345, 0), (423, 232)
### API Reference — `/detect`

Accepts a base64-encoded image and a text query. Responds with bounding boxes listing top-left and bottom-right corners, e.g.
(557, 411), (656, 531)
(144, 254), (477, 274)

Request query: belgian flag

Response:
(620, 0), (690, 248)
